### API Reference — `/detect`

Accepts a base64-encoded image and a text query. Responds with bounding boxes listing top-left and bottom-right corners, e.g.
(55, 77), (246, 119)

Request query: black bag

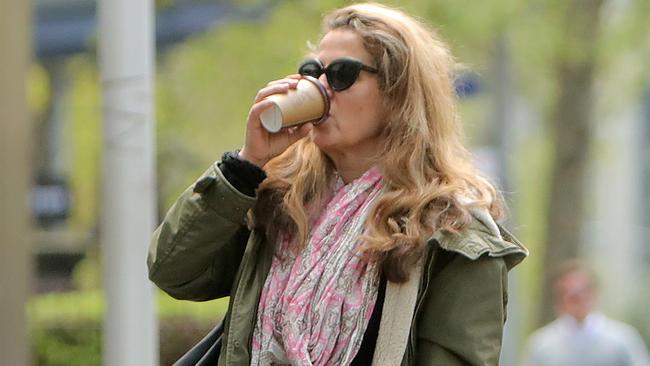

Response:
(173, 322), (223, 366)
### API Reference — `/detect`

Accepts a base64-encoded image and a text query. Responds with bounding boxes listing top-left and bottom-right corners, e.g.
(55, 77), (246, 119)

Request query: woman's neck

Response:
(328, 151), (378, 184)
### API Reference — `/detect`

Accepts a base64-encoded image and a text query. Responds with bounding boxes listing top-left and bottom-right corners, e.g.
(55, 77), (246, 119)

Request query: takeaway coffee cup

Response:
(260, 76), (330, 133)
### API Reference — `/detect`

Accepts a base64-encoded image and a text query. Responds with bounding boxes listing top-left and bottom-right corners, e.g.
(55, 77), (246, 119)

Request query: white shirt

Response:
(522, 313), (650, 366)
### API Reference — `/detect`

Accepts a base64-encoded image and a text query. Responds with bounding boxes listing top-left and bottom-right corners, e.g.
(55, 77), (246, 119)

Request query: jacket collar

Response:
(428, 207), (529, 270)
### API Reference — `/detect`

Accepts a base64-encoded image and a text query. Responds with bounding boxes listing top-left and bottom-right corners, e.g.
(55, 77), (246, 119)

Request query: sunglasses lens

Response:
(328, 60), (362, 91)
(298, 60), (322, 78)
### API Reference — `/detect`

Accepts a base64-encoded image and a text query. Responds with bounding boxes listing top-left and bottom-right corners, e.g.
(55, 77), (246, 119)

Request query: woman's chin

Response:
(311, 133), (336, 154)
(311, 135), (329, 150)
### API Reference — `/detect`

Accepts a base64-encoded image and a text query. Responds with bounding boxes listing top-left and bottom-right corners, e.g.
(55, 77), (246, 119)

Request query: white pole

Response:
(98, 0), (158, 365)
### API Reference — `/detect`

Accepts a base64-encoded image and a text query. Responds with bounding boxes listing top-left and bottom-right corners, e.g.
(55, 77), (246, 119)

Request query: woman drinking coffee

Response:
(148, 3), (528, 365)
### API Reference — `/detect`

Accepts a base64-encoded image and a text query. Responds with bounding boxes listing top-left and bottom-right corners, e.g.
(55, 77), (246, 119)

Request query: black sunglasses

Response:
(298, 57), (379, 92)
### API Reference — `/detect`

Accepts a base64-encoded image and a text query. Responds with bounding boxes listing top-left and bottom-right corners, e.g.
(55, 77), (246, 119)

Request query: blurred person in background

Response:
(148, 2), (528, 365)
(522, 260), (650, 366)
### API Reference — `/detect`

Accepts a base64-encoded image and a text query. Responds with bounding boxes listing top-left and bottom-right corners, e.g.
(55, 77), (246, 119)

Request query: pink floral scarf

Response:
(250, 167), (384, 365)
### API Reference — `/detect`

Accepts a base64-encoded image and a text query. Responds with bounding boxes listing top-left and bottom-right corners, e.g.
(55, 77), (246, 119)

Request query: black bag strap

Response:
(173, 322), (224, 366)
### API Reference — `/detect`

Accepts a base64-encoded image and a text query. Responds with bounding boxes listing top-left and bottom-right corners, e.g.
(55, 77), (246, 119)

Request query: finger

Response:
(254, 83), (291, 103)
(285, 75), (303, 89)
(248, 99), (275, 125)
(266, 77), (300, 87)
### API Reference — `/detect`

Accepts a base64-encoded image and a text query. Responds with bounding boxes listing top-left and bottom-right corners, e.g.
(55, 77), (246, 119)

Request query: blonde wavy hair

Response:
(252, 2), (504, 283)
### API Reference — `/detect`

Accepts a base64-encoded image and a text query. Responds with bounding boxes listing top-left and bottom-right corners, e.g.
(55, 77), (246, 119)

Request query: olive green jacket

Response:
(147, 162), (528, 366)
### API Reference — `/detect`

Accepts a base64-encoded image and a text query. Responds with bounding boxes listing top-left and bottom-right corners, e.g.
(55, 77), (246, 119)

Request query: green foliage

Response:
(155, 0), (175, 9)
(512, 130), (555, 333)
(66, 55), (101, 231)
(31, 316), (217, 366)
(28, 290), (229, 365)
(27, 63), (50, 113)
(29, 291), (103, 366)
(71, 250), (101, 291)
(32, 320), (102, 366)
(28, 290), (229, 323)
(156, 292), (229, 320)
(394, 0), (522, 58)
(155, 0), (341, 209)
(31, 316), (218, 366)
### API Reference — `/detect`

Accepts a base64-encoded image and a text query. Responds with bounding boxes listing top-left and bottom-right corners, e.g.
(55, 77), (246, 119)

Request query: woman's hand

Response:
(239, 74), (313, 168)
